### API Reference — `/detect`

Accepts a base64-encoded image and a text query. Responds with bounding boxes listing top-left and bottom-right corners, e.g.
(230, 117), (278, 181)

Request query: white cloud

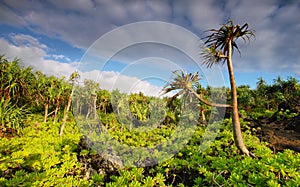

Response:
(80, 70), (164, 97)
(49, 0), (95, 13)
(185, 0), (225, 32)
(225, 0), (300, 75)
(1, 0), (300, 79)
(0, 3), (25, 26)
(51, 54), (72, 62)
(10, 33), (48, 49)
(225, 0), (278, 28)
(0, 35), (76, 77)
(0, 34), (167, 96)
(82, 21), (203, 69)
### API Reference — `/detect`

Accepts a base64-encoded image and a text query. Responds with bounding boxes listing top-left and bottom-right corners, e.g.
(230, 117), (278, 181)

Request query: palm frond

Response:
(162, 70), (201, 98)
(201, 47), (227, 68)
(201, 19), (255, 67)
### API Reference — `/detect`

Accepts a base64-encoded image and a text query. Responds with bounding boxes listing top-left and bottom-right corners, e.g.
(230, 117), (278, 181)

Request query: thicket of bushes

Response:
(1, 56), (299, 186)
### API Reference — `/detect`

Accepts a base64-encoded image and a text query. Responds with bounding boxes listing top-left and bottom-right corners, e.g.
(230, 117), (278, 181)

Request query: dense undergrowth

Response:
(0, 114), (299, 186)
(1, 56), (300, 186)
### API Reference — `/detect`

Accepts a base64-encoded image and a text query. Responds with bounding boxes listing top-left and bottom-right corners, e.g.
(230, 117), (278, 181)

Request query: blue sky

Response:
(0, 0), (299, 96)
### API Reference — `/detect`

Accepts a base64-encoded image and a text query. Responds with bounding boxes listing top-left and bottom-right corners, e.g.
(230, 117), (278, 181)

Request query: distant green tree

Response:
(97, 89), (112, 114)
(237, 85), (255, 112)
(83, 79), (99, 120)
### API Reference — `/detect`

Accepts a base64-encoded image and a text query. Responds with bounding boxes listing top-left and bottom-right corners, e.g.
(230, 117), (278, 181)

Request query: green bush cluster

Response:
(1, 116), (299, 186)
(1, 56), (299, 186)
(0, 117), (91, 186)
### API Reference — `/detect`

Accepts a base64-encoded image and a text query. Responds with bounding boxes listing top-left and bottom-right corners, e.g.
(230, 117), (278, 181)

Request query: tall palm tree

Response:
(201, 20), (255, 156)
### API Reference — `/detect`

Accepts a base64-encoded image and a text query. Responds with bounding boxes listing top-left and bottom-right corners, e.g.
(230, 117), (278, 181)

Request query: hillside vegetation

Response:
(0, 56), (300, 186)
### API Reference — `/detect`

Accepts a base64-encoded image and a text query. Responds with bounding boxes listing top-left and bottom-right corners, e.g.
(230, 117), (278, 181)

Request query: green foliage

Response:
(0, 115), (91, 186)
(1, 103), (300, 187)
(143, 119), (300, 186)
(277, 109), (298, 120)
(253, 76), (300, 112)
(1, 55), (300, 186)
(0, 97), (27, 130)
(79, 119), (299, 186)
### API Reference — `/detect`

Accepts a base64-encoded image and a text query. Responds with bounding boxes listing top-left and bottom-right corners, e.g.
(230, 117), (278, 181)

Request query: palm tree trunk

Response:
(200, 108), (207, 125)
(53, 102), (60, 124)
(93, 94), (97, 120)
(44, 103), (49, 122)
(85, 107), (91, 120)
(188, 88), (231, 108)
(227, 41), (250, 156)
(60, 83), (74, 136)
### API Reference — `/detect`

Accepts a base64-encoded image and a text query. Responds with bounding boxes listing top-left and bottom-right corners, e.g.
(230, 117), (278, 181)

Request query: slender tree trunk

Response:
(60, 83), (74, 136)
(76, 99), (79, 114)
(44, 103), (49, 122)
(85, 107), (91, 120)
(188, 88), (231, 108)
(93, 94), (97, 120)
(227, 41), (250, 156)
(201, 108), (207, 125)
(53, 102), (60, 124)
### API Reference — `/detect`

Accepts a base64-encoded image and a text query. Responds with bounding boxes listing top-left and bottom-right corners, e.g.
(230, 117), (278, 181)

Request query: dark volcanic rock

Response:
(286, 115), (300, 133)
(278, 98), (300, 113)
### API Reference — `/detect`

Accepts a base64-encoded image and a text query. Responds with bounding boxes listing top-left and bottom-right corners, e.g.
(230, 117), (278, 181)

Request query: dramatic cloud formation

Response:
(0, 0), (299, 92)
(0, 33), (167, 96)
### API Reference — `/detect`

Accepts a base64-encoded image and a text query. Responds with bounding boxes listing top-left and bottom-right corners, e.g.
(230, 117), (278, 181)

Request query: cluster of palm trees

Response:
(0, 56), (80, 135)
(255, 76), (299, 111)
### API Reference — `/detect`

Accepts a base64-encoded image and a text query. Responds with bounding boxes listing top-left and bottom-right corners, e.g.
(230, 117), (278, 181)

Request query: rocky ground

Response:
(259, 115), (300, 153)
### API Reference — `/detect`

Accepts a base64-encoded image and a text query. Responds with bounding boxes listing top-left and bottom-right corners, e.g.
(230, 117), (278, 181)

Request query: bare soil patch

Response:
(257, 115), (300, 153)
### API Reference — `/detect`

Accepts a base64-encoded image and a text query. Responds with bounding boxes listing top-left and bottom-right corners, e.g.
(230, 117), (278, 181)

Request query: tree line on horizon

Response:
(1, 54), (299, 133)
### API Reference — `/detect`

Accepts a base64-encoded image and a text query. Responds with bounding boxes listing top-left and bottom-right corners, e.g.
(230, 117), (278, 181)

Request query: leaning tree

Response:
(202, 20), (255, 156)
(164, 20), (255, 156)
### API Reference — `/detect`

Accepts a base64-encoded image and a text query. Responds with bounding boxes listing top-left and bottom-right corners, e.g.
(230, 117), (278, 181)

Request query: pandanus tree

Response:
(0, 56), (34, 105)
(164, 20), (255, 156)
(163, 70), (230, 108)
(0, 56), (32, 129)
(51, 77), (68, 124)
(97, 89), (112, 114)
(203, 20), (256, 156)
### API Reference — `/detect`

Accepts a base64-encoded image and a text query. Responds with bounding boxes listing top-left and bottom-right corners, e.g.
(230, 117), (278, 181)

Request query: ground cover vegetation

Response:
(0, 54), (299, 186)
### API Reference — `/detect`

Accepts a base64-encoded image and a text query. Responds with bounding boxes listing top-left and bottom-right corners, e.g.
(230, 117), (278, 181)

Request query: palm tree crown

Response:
(201, 20), (255, 67)
(162, 70), (200, 99)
